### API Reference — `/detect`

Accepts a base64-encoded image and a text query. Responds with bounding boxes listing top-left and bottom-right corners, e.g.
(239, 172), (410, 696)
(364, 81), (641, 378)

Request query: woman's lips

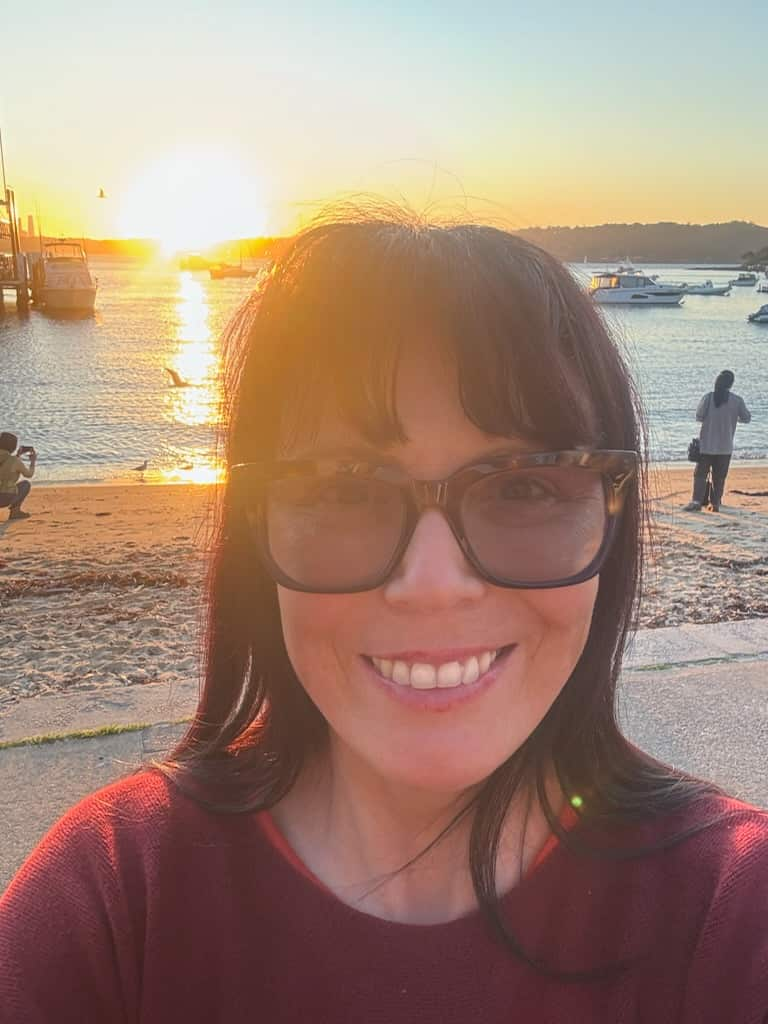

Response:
(361, 645), (516, 709)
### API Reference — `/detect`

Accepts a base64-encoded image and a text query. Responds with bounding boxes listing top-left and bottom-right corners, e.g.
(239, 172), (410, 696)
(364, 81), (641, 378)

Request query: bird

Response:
(164, 366), (192, 388)
(132, 460), (148, 472)
(97, 188), (107, 199)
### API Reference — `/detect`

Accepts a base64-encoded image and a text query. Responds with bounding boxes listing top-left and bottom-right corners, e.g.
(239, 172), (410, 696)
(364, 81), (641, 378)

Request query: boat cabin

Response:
(42, 242), (88, 263)
(590, 272), (656, 291)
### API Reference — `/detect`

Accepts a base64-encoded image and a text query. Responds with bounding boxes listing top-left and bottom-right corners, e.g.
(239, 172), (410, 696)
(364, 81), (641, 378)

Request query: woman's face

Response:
(277, 345), (599, 795)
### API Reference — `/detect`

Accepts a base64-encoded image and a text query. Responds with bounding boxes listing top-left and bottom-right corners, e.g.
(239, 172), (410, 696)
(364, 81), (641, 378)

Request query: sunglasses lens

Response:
(264, 474), (406, 590)
(461, 468), (608, 584)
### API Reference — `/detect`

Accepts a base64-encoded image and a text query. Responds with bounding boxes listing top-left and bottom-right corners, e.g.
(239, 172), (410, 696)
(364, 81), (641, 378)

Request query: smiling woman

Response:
(117, 150), (268, 254)
(2, 209), (767, 1022)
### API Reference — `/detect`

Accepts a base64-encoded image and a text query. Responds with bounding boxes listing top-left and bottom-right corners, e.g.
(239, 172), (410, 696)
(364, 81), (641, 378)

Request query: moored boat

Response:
(747, 304), (768, 324)
(684, 280), (732, 296)
(730, 272), (758, 287)
(588, 268), (684, 305)
(28, 241), (97, 313)
(209, 263), (260, 279)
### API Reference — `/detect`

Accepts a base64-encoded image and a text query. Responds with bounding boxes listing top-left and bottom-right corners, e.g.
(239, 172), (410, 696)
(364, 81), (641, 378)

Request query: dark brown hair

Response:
(155, 212), (717, 969)
(713, 369), (735, 408)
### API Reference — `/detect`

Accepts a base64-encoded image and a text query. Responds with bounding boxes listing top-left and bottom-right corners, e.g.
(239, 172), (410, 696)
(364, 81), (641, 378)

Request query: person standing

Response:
(683, 370), (751, 512)
(0, 432), (36, 521)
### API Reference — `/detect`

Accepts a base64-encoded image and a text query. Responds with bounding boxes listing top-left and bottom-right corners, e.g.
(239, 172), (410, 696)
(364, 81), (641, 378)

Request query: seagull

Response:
(132, 460), (148, 472)
(97, 188), (107, 199)
(164, 366), (192, 388)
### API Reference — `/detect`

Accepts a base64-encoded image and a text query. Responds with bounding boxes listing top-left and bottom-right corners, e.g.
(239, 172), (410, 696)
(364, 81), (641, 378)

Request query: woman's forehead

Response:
(273, 326), (594, 461)
(279, 356), (544, 467)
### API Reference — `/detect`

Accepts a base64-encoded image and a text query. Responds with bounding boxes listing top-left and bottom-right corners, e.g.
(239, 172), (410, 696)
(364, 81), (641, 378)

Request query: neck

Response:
(271, 742), (561, 925)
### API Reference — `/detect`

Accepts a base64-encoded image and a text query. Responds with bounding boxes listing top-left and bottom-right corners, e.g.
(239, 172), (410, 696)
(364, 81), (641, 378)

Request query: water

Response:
(0, 260), (261, 485)
(1, 259), (766, 485)
(575, 264), (768, 462)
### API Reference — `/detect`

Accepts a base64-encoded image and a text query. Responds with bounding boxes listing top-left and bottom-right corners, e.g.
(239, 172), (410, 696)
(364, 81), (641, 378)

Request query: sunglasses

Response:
(230, 450), (637, 594)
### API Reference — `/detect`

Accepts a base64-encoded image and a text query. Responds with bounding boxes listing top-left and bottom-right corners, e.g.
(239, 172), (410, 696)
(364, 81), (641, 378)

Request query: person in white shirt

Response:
(683, 370), (751, 512)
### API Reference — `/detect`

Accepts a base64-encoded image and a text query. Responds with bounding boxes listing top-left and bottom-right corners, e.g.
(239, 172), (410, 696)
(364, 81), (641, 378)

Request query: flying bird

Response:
(132, 460), (148, 472)
(164, 366), (192, 388)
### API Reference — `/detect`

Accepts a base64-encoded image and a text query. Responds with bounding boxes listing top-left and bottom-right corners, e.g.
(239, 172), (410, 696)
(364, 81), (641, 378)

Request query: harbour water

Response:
(0, 259), (766, 485)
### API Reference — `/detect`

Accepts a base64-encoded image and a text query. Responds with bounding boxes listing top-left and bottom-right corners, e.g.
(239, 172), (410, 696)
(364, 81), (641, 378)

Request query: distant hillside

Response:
(10, 222), (767, 266)
(515, 221), (768, 265)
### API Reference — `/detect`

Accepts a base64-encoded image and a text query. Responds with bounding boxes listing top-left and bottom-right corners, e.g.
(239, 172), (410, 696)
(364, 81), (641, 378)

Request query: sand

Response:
(644, 464), (768, 627)
(0, 485), (214, 705)
(1, 466), (767, 703)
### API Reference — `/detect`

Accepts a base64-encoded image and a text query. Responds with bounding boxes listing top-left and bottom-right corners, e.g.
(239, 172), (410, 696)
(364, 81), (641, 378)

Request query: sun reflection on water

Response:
(157, 463), (226, 485)
(159, 272), (225, 482)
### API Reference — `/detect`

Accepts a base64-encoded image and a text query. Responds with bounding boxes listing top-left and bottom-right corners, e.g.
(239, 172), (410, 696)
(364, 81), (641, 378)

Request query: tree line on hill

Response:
(514, 221), (768, 266)
(43, 222), (768, 267)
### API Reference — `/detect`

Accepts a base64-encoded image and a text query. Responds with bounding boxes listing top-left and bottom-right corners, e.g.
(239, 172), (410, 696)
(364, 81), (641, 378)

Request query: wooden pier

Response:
(0, 187), (29, 310)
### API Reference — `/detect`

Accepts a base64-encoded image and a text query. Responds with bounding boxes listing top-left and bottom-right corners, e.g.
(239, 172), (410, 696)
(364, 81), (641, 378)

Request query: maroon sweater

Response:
(1, 772), (767, 1023)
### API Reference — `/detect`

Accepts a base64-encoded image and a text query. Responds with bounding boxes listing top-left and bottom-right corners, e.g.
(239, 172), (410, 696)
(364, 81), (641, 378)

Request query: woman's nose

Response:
(383, 508), (486, 609)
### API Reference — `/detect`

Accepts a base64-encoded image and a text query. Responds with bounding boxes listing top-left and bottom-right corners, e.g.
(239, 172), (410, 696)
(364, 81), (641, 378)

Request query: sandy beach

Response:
(1, 465), (767, 704)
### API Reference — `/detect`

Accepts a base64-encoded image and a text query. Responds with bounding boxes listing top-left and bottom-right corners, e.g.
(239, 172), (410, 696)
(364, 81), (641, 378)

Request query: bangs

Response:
(227, 221), (638, 462)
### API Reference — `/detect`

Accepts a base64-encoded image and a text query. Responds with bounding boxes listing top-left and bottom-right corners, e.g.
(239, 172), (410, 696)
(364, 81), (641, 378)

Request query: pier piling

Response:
(0, 187), (30, 310)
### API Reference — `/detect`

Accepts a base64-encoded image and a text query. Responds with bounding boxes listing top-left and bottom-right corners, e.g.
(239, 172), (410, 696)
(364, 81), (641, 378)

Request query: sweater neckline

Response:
(255, 802), (579, 930)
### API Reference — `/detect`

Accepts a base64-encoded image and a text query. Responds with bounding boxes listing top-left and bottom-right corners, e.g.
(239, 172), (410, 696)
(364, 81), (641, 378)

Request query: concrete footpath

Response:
(1, 619), (767, 892)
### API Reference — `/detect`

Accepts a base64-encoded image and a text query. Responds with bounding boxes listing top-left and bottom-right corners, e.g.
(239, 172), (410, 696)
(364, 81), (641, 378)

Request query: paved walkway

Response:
(1, 618), (767, 891)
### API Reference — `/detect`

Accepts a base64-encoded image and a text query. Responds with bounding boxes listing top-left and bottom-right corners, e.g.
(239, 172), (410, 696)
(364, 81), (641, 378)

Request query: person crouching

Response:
(0, 432), (36, 521)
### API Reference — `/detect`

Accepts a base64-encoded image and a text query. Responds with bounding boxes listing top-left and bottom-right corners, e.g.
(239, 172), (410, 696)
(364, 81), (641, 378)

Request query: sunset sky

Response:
(2, 0), (766, 247)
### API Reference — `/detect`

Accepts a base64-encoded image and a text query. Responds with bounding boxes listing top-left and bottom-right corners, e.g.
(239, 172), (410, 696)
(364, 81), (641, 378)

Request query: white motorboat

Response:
(588, 268), (685, 305)
(756, 279), (768, 294)
(28, 241), (97, 313)
(729, 272), (758, 287)
(684, 280), (732, 296)
(747, 304), (768, 324)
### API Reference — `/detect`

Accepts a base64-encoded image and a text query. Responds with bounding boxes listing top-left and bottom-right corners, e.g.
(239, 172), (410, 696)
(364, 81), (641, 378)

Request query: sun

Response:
(118, 150), (268, 254)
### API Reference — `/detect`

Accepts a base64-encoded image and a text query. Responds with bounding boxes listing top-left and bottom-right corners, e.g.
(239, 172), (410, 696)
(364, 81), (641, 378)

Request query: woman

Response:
(1, 217), (766, 1021)
(0, 432), (36, 521)
(683, 369), (751, 512)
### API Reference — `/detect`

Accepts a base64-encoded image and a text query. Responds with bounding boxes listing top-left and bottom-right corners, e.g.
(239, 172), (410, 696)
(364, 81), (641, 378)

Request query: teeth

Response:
(410, 663), (437, 689)
(391, 661), (410, 686)
(371, 650), (499, 690)
(437, 662), (462, 688)
(462, 656), (480, 685)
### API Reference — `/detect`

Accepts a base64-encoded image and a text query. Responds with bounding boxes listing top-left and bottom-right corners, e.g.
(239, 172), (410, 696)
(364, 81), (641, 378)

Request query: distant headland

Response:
(12, 221), (768, 267)
(514, 220), (768, 265)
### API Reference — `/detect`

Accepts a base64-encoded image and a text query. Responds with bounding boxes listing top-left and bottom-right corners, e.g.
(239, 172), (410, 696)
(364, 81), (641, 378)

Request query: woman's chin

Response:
(334, 741), (513, 801)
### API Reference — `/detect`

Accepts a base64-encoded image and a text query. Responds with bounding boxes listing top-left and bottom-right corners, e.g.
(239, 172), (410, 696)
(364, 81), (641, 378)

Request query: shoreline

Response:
(27, 457), (768, 489)
(1, 467), (767, 703)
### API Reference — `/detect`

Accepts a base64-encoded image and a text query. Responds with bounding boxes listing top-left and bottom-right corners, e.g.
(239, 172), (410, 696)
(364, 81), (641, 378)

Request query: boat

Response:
(747, 304), (768, 324)
(209, 262), (260, 279)
(209, 242), (261, 280)
(729, 272), (758, 287)
(28, 241), (97, 313)
(756, 279), (768, 294)
(588, 268), (685, 305)
(684, 280), (732, 296)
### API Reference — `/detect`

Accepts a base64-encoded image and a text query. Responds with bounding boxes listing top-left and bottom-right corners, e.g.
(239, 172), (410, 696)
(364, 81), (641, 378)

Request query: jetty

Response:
(0, 187), (29, 310)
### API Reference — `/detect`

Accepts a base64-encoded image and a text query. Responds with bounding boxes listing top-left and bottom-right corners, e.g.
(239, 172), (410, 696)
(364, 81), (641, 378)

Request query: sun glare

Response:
(118, 151), (268, 254)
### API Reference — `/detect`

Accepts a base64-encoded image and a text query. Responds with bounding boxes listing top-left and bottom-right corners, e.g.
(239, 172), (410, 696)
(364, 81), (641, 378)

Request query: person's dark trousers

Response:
(693, 454), (731, 507)
(0, 480), (31, 511)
